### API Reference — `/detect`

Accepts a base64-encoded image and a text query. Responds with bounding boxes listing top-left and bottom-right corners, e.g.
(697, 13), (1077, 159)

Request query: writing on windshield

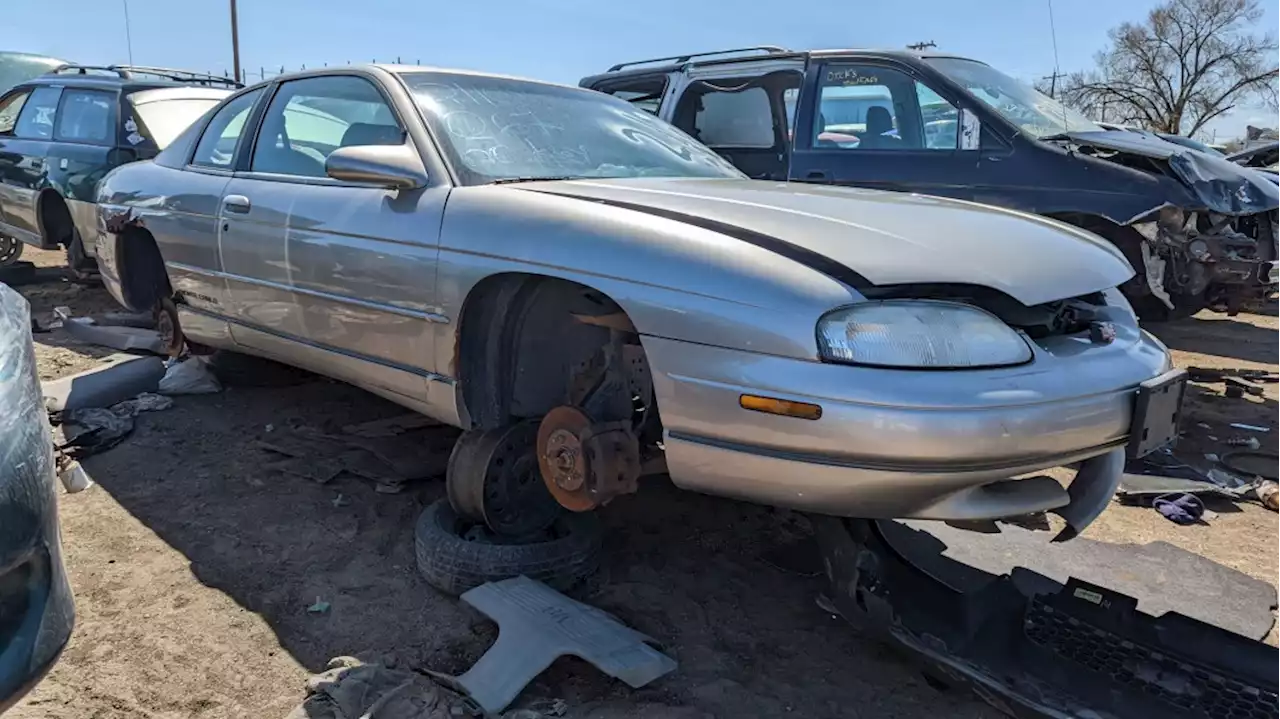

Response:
(399, 72), (743, 185)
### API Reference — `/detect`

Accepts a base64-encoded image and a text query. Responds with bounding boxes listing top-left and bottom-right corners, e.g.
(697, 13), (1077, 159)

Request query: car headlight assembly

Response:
(817, 300), (1033, 369)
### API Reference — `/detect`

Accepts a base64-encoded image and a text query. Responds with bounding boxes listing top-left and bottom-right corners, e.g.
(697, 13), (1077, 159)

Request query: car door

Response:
(0, 87), (31, 236)
(237, 73), (446, 401)
(0, 85), (60, 244)
(49, 87), (119, 251)
(162, 87), (266, 321)
(788, 60), (980, 199)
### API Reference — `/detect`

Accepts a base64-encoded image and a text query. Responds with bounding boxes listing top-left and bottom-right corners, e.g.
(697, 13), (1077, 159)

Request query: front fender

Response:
(431, 185), (857, 374)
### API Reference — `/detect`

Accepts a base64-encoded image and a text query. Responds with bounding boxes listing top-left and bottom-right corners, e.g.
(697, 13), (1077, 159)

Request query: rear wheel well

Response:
(37, 191), (74, 248)
(456, 273), (650, 432)
(116, 226), (171, 311)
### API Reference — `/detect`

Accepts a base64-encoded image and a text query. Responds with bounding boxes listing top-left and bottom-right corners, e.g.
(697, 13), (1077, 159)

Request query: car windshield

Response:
(130, 96), (223, 149)
(398, 71), (745, 185)
(926, 58), (1103, 138)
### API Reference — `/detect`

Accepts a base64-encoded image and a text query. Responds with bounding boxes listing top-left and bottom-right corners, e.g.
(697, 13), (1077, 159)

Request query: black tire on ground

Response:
(1130, 293), (1201, 323)
(414, 499), (602, 596)
(205, 350), (314, 387)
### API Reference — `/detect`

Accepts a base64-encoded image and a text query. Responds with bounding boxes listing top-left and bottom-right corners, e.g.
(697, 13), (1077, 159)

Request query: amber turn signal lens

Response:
(739, 394), (823, 420)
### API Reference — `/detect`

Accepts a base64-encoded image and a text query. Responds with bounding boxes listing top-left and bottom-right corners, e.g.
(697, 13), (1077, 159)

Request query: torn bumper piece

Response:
(812, 518), (1279, 719)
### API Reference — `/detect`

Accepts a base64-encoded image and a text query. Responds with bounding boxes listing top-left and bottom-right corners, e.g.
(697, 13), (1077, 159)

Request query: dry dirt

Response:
(8, 247), (1279, 719)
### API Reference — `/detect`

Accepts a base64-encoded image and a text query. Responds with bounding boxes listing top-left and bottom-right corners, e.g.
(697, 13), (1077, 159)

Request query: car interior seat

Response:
(860, 106), (902, 149)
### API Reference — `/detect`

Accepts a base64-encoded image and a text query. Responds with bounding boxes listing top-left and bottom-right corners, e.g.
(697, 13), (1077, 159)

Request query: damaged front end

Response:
(1056, 132), (1279, 316)
(1130, 205), (1277, 315)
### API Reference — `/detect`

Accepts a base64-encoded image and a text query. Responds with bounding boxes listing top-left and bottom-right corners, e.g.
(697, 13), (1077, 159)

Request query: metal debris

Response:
(1230, 423), (1270, 432)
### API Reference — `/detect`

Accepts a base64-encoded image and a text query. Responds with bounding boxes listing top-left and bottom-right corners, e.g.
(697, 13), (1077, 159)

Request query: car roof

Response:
(248, 63), (592, 95)
(579, 46), (982, 87)
(19, 65), (242, 92)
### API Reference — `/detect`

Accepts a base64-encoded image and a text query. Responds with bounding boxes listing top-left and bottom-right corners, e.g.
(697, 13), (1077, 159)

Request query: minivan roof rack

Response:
(47, 64), (243, 88)
(606, 46), (792, 73)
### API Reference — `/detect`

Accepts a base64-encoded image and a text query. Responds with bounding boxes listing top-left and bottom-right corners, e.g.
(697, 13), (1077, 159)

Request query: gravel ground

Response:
(8, 248), (1278, 719)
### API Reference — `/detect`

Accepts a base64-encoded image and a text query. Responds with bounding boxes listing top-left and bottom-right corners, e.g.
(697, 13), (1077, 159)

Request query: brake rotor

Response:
(0, 235), (21, 266)
(536, 406), (598, 511)
(446, 422), (562, 537)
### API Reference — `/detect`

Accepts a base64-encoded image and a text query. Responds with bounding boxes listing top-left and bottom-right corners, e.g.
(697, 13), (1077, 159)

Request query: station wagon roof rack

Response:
(606, 46), (792, 73)
(47, 64), (244, 88)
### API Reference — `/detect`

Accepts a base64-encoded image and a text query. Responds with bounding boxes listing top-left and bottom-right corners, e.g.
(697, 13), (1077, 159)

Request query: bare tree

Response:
(1055, 0), (1278, 134)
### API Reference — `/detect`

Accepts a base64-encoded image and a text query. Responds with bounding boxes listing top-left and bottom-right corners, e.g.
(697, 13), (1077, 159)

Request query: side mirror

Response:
(325, 144), (427, 190)
(959, 108), (981, 150)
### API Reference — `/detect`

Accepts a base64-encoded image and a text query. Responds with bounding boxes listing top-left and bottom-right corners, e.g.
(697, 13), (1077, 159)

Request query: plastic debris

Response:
(158, 357), (222, 395)
(1226, 437), (1261, 450)
(1204, 453), (1220, 463)
(1229, 423), (1270, 433)
(307, 598), (331, 614)
(62, 315), (166, 354)
(42, 354), (165, 412)
(435, 576), (677, 714)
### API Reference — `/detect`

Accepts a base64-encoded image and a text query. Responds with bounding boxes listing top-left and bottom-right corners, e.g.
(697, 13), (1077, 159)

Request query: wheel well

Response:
(116, 226), (171, 312)
(37, 191), (74, 247)
(456, 273), (649, 432)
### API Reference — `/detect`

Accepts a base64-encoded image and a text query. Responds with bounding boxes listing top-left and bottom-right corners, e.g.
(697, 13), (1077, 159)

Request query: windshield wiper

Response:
(488, 176), (582, 185)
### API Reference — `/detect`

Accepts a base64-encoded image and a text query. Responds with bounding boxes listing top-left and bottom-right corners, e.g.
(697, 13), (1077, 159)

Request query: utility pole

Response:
(1041, 70), (1067, 98)
(230, 0), (242, 84)
(907, 41), (937, 51)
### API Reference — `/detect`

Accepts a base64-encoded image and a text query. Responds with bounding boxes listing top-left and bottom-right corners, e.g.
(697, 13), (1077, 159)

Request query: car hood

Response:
(1226, 141), (1279, 168)
(519, 178), (1135, 307)
(1056, 131), (1279, 216)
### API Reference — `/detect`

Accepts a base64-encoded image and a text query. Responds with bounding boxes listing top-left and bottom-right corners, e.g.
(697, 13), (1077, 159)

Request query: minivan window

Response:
(926, 57), (1102, 138)
(691, 87), (774, 148)
(56, 89), (114, 144)
(14, 86), (61, 139)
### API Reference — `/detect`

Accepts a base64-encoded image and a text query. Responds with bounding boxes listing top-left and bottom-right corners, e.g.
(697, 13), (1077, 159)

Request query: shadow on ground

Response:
(79, 379), (997, 719)
(1152, 314), (1279, 366)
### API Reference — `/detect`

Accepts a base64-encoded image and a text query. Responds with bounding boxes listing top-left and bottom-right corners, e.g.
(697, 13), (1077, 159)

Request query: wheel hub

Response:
(0, 235), (21, 266)
(536, 405), (642, 512)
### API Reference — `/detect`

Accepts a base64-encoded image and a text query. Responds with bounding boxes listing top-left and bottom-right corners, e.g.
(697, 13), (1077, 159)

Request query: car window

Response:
(191, 88), (263, 168)
(816, 65), (957, 151)
(55, 89), (114, 144)
(14, 86), (61, 140)
(251, 75), (403, 178)
(129, 97), (222, 149)
(596, 77), (667, 116)
(0, 90), (30, 134)
(689, 86), (774, 148)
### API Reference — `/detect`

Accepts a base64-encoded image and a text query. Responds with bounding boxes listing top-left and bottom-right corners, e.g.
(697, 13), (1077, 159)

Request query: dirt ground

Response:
(8, 247), (1279, 719)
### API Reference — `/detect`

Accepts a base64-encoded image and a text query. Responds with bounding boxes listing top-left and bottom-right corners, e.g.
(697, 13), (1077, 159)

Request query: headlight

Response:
(816, 300), (1033, 369)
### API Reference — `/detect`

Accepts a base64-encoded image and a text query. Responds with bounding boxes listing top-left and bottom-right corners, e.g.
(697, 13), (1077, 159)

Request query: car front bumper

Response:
(644, 319), (1173, 527)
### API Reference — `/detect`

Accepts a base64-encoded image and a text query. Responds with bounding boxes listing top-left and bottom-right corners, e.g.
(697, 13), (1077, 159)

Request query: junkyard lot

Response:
(10, 247), (1279, 719)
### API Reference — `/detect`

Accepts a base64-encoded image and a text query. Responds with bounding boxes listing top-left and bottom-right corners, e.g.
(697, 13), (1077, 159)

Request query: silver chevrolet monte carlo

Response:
(94, 65), (1185, 541)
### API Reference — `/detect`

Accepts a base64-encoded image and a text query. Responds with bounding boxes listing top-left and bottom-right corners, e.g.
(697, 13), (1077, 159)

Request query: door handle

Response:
(806, 170), (830, 181)
(222, 195), (251, 214)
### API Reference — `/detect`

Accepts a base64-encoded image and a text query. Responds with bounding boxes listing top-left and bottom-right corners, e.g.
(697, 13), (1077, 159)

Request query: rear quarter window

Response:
(129, 96), (222, 149)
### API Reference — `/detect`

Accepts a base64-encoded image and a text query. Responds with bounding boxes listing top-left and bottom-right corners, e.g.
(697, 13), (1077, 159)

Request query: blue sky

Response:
(7, 0), (1277, 140)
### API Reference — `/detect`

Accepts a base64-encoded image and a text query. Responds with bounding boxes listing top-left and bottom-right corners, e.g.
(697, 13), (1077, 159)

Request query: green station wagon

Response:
(0, 64), (237, 271)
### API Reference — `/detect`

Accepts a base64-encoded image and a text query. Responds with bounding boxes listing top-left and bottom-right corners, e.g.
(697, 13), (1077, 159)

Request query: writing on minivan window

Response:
(400, 73), (743, 185)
